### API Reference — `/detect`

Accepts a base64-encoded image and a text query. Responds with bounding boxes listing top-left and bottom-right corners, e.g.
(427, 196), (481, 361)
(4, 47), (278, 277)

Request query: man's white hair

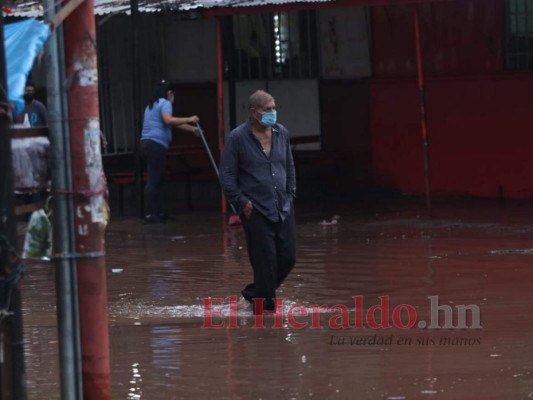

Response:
(249, 90), (274, 110)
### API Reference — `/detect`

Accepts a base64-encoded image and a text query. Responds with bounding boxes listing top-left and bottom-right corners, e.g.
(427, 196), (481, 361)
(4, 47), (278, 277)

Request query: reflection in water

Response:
(127, 362), (141, 399)
(20, 200), (533, 399)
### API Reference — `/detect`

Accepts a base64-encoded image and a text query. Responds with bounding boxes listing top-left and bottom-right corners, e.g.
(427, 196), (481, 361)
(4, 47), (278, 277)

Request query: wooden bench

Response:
(290, 135), (343, 172)
(108, 167), (206, 216)
(289, 135), (353, 194)
(290, 135), (320, 148)
(15, 198), (46, 216)
(108, 145), (209, 216)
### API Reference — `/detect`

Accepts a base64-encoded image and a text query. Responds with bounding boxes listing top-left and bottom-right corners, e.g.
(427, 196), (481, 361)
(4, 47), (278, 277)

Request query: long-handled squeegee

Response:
(196, 123), (242, 225)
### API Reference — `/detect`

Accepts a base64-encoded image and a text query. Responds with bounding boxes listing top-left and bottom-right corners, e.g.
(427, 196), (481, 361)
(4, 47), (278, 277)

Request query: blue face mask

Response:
(259, 111), (277, 127)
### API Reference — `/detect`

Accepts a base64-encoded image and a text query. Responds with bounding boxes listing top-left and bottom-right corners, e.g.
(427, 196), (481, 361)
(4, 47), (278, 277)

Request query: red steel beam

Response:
(413, 5), (432, 217)
(202, 0), (456, 17)
(216, 16), (228, 214)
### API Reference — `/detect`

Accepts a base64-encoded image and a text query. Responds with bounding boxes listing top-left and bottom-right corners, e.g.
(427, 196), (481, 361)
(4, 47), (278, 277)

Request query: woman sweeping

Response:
(140, 80), (199, 223)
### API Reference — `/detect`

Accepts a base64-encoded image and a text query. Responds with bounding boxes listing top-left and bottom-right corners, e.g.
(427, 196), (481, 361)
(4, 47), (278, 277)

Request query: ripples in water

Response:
(20, 202), (533, 399)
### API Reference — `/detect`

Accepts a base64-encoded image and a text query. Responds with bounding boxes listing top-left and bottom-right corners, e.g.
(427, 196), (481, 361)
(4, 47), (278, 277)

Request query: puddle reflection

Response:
(20, 200), (533, 399)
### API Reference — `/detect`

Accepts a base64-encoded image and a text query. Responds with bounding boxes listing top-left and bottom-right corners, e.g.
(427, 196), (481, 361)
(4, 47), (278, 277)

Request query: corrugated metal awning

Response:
(5, 0), (452, 18)
(5, 0), (330, 17)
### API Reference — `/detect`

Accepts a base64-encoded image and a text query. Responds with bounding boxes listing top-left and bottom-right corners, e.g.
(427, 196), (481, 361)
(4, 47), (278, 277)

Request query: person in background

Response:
(15, 80), (47, 127)
(140, 80), (199, 224)
(219, 89), (297, 314)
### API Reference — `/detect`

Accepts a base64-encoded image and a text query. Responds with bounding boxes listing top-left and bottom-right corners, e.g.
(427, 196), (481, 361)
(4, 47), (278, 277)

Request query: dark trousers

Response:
(140, 139), (167, 217)
(241, 204), (296, 311)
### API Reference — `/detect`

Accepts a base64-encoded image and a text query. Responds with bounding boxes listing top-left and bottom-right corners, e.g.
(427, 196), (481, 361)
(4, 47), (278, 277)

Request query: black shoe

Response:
(144, 215), (165, 224)
(158, 213), (176, 221)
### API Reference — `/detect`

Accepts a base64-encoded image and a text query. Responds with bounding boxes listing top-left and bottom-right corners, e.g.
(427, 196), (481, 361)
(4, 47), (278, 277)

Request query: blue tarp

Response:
(4, 19), (49, 115)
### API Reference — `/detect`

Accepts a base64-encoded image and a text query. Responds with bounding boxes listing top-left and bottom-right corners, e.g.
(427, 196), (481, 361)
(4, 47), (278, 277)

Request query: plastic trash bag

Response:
(22, 208), (52, 260)
(11, 137), (50, 191)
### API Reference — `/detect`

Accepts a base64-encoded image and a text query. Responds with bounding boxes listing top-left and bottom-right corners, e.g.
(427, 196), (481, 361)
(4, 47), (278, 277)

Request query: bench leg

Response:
(186, 173), (192, 210)
(119, 185), (124, 216)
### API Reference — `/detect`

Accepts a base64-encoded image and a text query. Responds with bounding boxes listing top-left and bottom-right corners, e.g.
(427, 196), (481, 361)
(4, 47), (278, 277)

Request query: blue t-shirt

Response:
(15, 100), (48, 127)
(140, 98), (173, 148)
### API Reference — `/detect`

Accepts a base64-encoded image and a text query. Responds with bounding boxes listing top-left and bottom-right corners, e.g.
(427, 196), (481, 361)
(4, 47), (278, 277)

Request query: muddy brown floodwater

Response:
(19, 198), (533, 399)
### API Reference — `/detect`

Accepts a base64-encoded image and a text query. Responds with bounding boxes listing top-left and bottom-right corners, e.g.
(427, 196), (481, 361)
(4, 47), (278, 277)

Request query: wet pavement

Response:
(20, 197), (533, 399)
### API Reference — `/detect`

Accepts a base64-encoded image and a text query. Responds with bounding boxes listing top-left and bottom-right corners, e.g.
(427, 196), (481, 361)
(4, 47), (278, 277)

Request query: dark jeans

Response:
(140, 139), (167, 217)
(241, 204), (296, 311)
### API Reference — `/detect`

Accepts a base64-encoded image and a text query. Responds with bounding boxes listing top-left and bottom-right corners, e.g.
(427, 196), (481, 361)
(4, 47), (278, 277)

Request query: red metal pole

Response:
(63, 0), (111, 397)
(216, 16), (227, 214)
(413, 5), (432, 217)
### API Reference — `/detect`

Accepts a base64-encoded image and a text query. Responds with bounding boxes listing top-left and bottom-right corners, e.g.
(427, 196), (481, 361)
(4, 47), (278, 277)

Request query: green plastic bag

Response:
(22, 208), (52, 260)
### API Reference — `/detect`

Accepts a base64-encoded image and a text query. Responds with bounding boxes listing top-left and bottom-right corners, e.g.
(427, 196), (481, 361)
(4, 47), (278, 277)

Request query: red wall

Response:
(372, 0), (503, 78)
(370, 0), (533, 198)
(372, 75), (533, 198)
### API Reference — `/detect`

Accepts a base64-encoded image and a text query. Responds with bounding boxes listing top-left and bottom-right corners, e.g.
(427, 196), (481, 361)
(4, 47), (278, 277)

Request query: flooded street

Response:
(20, 198), (533, 399)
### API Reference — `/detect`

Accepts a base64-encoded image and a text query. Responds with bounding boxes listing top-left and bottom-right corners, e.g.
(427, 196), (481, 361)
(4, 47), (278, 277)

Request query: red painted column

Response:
(63, 0), (111, 397)
(216, 16), (227, 214)
(413, 5), (432, 217)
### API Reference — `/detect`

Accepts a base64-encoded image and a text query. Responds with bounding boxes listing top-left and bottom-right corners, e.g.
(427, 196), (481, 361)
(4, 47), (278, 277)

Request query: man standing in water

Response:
(220, 90), (297, 314)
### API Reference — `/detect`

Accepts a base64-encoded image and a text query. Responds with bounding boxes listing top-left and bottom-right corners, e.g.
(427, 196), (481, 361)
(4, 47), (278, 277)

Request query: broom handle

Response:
(197, 123), (220, 178)
(196, 123), (238, 215)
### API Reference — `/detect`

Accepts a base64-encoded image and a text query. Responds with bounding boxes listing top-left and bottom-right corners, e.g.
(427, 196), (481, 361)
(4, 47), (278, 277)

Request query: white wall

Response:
(223, 80), (321, 150)
(318, 7), (372, 78)
(220, 7), (372, 151)
(95, 6), (372, 154)
(269, 80), (320, 136)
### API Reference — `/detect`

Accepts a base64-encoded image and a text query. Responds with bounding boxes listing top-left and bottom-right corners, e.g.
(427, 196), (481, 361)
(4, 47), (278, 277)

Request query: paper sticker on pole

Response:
(73, 35), (98, 87)
(84, 119), (106, 223)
